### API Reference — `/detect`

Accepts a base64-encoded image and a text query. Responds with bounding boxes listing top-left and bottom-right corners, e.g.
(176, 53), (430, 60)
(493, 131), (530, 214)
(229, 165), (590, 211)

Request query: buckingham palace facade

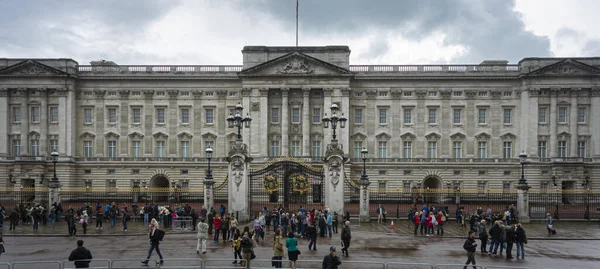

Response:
(0, 45), (598, 192)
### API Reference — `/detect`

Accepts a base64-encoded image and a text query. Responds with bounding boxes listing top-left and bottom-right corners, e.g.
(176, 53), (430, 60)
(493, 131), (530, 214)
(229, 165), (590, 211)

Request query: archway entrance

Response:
(150, 176), (170, 203)
(422, 176), (443, 204)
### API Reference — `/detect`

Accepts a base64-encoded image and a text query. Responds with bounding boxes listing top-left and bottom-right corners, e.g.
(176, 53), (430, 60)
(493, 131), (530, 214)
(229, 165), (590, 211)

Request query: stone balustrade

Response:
(349, 64), (519, 72)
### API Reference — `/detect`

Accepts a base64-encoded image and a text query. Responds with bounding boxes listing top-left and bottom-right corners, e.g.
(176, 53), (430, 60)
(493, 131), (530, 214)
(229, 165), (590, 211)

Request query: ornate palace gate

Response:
(248, 159), (324, 216)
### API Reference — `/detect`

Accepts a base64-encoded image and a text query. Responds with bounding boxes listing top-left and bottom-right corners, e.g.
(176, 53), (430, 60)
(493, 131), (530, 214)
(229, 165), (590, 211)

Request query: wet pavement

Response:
(1, 220), (600, 268)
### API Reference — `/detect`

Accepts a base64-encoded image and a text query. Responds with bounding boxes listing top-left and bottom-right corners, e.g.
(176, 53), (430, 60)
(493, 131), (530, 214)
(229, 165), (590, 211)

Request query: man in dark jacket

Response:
(340, 221), (351, 257)
(488, 221), (503, 256)
(476, 220), (488, 253)
(463, 231), (477, 269)
(322, 246), (342, 269)
(141, 221), (164, 265)
(9, 207), (19, 231)
(68, 240), (93, 268)
(505, 225), (516, 259)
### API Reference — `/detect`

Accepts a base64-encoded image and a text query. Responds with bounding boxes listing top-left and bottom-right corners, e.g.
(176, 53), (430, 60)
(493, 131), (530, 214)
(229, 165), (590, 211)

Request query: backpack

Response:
(441, 214), (447, 222)
(155, 229), (165, 241)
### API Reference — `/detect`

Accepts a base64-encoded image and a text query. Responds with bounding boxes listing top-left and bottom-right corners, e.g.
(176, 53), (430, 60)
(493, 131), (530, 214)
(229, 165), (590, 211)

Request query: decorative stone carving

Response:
(152, 132), (168, 139)
(425, 132), (441, 140)
(94, 90), (106, 97)
(400, 132), (416, 140)
(500, 132), (517, 140)
(578, 135), (590, 142)
(350, 132), (367, 140)
(80, 132), (96, 139)
(375, 132), (391, 140)
(537, 135), (549, 141)
(450, 132), (466, 140)
(323, 88), (333, 97)
(167, 90), (179, 98)
(216, 90), (227, 98)
(28, 131), (41, 139)
(201, 132), (217, 140)
(118, 89), (130, 97)
(192, 90), (203, 98)
(230, 156), (245, 191)
(310, 132), (323, 141)
(391, 89), (402, 99)
(440, 89), (452, 99)
(278, 58), (314, 74)
(328, 158), (341, 190)
(491, 90), (502, 99)
(128, 132), (145, 139)
(415, 89), (427, 99)
(104, 131), (120, 138)
(251, 102), (260, 111)
(365, 90), (377, 99)
(325, 142), (344, 158)
(176, 132), (193, 139)
(228, 140), (248, 157)
(465, 90), (477, 99)
(591, 87), (600, 97)
(259, 88), (269, 97)
(341, 88), (351, 97)
(0, 88), (8, 97)
(55, 88), (69, 96)
(557, 132), (571, 141)
(241, 88), (252, 97)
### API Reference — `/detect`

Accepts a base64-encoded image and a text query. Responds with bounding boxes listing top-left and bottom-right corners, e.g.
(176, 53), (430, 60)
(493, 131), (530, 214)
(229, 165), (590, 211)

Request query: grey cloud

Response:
(240, 0), (551, 63)
(0, 0), (181, 63)
(582, 39), (600, 56)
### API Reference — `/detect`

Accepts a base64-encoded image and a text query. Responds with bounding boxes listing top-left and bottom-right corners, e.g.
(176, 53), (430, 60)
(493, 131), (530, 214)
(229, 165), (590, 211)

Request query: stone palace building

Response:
(0, 46), (598, 193)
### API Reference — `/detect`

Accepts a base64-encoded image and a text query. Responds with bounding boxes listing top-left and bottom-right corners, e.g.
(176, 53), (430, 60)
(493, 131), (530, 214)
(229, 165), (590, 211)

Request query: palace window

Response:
(49, 139), (58, 152)
(403, 108), (412, 124)
(270, 140), (280, 157)
(378, 141), (388, 158)
(403, 141), (412, 158)
(108, 108), (117, 124)
(427, 141), (437, 158)
(558, 107), (568, 123)
(354, 108), (362, 124)
(353, 141), (363, 158)
(478, 108), (487, 124)
(503, 141), (512, 158)
(181, 141), (190, 157)
(31, 107), (40, 123)
(84, 141), (93, 157)
(428, 108), (437, 124)
(379, 108), (387, 124)
(50, 107), (58, 123)
(156, 141), (165, 157)
(312, 107), (321, 124)
(30, 139), (40, 156)
(291, 140), (301, 157)
(181, 108), (190, 124)
(538, 107), (547, 123)
(538, 141), (547, 158)
(12, 139), (20, 156)
(578, 107), (586, 123)
(578, 141), (586, 158)
(132, 141), (141, 157)
(205, 108), (214, 124)
(132, 108), (141, 124)
(453, 141), (463, 158)
(291, 108), (301, 124)
(453, 91), (462, 97)
(503, 108), (512, 124)
(156, 108), (165, 124)
(84, 108), (93, 124)
(558, 141), (567, 157)
(478, 142), (487, 159)
(312, 141), (322, 158)
(205, 140), (214, 154)
(453, 109), (462, 124)
(12, 107), (21, 123)
(271, 108), (279, 124)
(108, 140), (117, 158)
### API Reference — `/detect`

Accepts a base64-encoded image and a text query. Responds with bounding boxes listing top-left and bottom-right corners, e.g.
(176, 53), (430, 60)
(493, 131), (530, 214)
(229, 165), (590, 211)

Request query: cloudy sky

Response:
(0, 0), (598, 65)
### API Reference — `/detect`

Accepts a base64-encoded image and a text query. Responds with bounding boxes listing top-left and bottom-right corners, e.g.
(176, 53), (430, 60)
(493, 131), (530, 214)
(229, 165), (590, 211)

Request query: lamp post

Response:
(51, 150), (59, 182)
(322, 103), (347, 143)
(518, 151), (528, 187)
(227, 103), (252, 141)
(552, 175), (559, 220)
(582, 176), (590, 220)
(205, 146), (215, 211)
(359, 147), (370, 222)
(360, 147), (369, 188)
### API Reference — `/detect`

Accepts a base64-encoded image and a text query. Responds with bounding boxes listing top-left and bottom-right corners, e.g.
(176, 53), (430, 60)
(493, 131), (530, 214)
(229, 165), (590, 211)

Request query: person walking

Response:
(326, 211), (333, 238)
(231, 228), (242, 264)
(196, 217), (209, 254)
(436, 210), (446, 236)
(545, 213), (554, 235)
(221, 215), (230, 242)
(463, 231), (477, 269)
(68, 240), (93, 268)
(286, 231), (299, 269)
(489, 221), (502, 256)
(332, 212), (339, 234)
(515, 223), (527, 259)
(505, 224), (516, 259)
(477, 220), (488, 253)
(80, 211), (89, 234)
(141, 219), (164, 266)
(340, 221), (351, 257)
(307, 221), (317, 251)
(322, 246), (342, 269)
(9, 207), (18, 231)
(95, 209), (103, 230)
(272, 229), (284, 268)
(413, 211), (421, 235)
(229, 215), (238, 241)
(122, 211), (129, 232)
(240, 231), (254, 268)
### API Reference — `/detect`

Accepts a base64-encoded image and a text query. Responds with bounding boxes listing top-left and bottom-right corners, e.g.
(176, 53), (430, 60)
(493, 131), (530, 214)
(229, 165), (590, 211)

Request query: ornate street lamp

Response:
(322, 103), (347, 142)
(518, 151), (528, 186)
(583, 176), (590, 220)
(227, 103), (252, 140)
(360, 147), (369, 189)
(205, 146), (214, 182)
(51, 149), (59, 182)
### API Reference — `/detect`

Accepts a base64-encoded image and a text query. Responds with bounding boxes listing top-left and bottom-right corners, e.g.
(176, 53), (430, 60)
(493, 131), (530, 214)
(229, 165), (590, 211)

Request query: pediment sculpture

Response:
(278, 58), (314, 74)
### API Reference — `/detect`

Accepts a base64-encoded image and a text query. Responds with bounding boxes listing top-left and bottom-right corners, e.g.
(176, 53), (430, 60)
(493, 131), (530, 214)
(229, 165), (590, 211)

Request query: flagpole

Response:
(296, 0), (299, 47)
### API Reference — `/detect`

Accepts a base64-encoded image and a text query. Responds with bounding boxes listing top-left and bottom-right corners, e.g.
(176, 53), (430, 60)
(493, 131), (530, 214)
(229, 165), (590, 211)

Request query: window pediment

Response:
(400, 132), (416, 140)
(104, 132), (120, 139)
(500, 132), (516, 140)
(268, 132), (281, 141)
(557, 132), (571, 141)
(128, 132), (145, 139)
(28, 131), (40, 139)
(450, 132), (466, 140)
(538, 135), (549, 141)
(350, 132), (366, 140)
(226, 132), (237, 140)
(177, 132), (193, 139)
(80, 132), (96, 139)
(375, 132), (391, 140)
(201, 132), (216, 140)
(152, 132), (168, 139)
(578, 135), (590, 142)
(475, 132), (491, 140)
(425, 132), (441, 141)
(310, 132), (323, 141)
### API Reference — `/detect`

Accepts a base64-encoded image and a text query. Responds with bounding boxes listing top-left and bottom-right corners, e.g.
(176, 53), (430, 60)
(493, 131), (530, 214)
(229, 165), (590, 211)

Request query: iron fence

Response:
(0, 187), (48, 211)
(529, 189), (600, 220)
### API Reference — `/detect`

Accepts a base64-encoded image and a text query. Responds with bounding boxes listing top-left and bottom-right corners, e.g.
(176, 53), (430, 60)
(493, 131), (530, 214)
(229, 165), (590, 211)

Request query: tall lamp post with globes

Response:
(582, 176), (590, 220)
(205, 146), (215, 211)
(322, 103), (347, 145)
(227, 103), (252, 141)
(48, 149), (61, 207)
(516, 151), (532, 223)
(323, 103), (348, 220)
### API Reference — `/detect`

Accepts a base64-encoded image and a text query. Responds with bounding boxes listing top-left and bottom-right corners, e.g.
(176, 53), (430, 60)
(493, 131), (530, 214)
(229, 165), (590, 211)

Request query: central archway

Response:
(422, 176), (443, 204)
(150, 175), (170, 203)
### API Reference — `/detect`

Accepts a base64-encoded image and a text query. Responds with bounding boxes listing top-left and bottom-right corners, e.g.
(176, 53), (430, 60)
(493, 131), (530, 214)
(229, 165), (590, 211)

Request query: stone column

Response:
(324, 146), (345, 220)
(0, 88), (8, 156)
(20, 89), (30, 155)
(228, 141), (251, 222)
(569, 93), (578, 157)
(517, 186), (531, 223)
(549, 90), (558, 157)
(48, 180), (62, 206)
(281, 88), (289, 156)
(592, 88), (600, 157)
(518, 89), (530, 156)
(204, 180), (214, 213)
(39, 88), (48, 156)
(258, 88), (269, 157)
(302, 87), (311, 157)
(359, 184), (370, 222)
